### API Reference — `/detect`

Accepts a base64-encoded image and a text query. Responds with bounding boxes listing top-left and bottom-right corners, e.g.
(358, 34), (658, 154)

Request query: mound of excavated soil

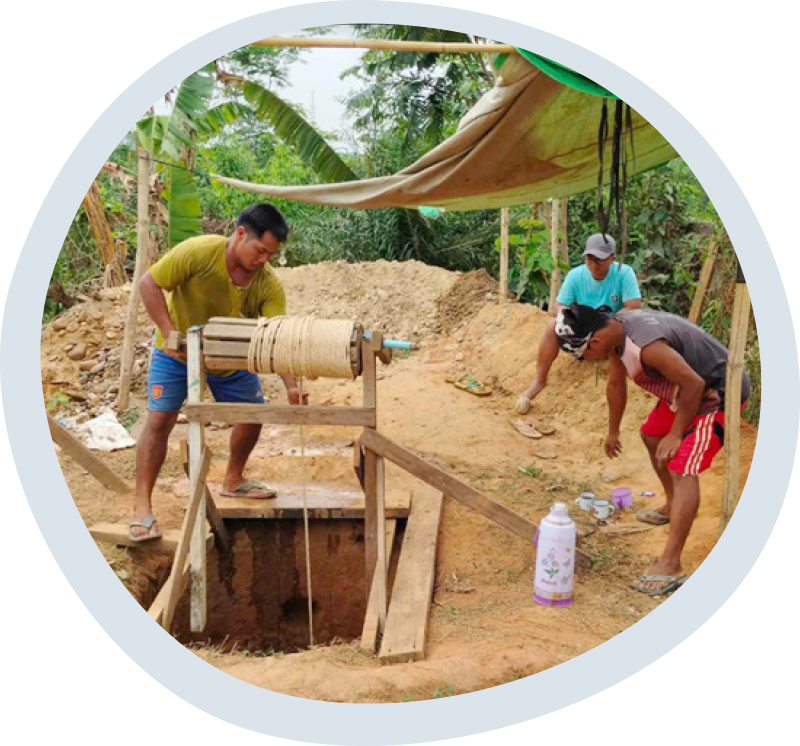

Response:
(434, 269), (498, 334)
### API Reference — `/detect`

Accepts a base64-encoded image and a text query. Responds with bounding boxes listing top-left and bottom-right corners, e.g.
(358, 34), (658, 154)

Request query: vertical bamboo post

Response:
(560, 197), (569, 265)
(548, 199), (561, 311)
(719, 263), (750, 534)
(116, 149), (150, 412)
(689, 239), (719, 325)
(499, 207), (509, 304)
(187, 326), (208, 631)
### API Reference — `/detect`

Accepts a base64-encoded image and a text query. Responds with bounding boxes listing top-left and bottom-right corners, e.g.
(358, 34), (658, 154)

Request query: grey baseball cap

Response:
(583, 233), (616, 259)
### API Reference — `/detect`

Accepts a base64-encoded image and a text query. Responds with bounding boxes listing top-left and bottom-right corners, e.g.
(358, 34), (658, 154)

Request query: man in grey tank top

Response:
(553, 303), (750, 595)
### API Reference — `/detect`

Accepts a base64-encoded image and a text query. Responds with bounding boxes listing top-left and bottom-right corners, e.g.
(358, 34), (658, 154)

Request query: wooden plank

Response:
(215, 487), (410, 520)
(379, 487), (443, 664)
(362, 340), (377, 410)
(205, 357), (250, 372)
(375, 455), (387, 628)
(180, 439), (230, 553)
(116, 148), (150, 412)
(202, 339), (251, 358)
(187, 329), (208, 633)
(207, 316), (258, 327)
(719, 279), (751, 534)
(186, 403), (376, 427)
(91, 523), (182, 550)
(499, 207), (509, 304)
(360, 429), (592, 570)
(203, 322), (256, 341)
(363, 449), (379, 599)
(161, 445), (212, 632)
(147, 531), (215, 624)
(688, 239), (719, 324)
(360, 519), (397, 653)
(48, 414), (132, 494)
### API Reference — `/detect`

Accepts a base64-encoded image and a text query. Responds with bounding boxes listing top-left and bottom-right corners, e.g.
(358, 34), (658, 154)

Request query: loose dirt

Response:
(43, 259), (758, 703)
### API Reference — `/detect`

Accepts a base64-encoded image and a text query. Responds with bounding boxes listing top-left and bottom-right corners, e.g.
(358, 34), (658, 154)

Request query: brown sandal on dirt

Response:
(509, 418), (543, 439)
(636, 508), (670, 526)
(129, 514), (162, 543)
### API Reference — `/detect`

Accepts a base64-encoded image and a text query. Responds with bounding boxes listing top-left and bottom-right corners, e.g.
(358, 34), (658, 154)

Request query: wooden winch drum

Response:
(202, 317), (364, 378)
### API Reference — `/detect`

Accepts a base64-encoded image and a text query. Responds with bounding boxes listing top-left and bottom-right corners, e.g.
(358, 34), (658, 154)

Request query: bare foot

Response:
(640, 558), (683, 592)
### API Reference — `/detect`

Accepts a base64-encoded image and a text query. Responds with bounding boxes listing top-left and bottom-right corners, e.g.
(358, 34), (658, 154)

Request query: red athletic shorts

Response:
(640, 399), (736, 476)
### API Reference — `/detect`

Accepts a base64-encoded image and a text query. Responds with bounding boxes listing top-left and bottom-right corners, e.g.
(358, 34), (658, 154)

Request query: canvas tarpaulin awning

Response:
(213, 52), (677, 211)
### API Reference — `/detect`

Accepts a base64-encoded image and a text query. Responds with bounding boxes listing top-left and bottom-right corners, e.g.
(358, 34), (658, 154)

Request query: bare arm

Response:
(622, 299), (642, 310)
(604, 354), (627, 458)
(640, 340), (706, 464)
(139, 271), (178, 340)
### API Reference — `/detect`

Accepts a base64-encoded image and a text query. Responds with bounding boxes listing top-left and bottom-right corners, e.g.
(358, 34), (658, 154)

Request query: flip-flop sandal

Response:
(535, 423), (556, 436)
(446, 373), (476, 385)
(630, 573), (687, 595)
(509, 418), (543, 439)
(129, 514), (162, 543)
(454, 378), (492, 396)
(636, 508), (670, 526)
(220, 481), (278, 500)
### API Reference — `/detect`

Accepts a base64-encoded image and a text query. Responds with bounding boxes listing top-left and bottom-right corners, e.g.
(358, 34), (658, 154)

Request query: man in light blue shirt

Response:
(516, 233), (642, 414)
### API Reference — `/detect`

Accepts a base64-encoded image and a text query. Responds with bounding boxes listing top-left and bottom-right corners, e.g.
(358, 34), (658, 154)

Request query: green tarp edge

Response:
(497, 49), (618, 100)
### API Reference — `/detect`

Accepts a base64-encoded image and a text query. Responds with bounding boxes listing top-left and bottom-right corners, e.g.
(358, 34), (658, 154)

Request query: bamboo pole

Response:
(560, 197), (569, 264)
(719, 264), (750, 535)
(116, 149), (150, 412)
(499, 208), (509, 304)
(548, 199), (561, 311)
(689, 239), (719, 325)
(253, 37), (519, 54)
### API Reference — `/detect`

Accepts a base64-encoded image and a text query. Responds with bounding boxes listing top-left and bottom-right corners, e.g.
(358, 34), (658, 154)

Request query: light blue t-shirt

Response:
(556, 263), (641, 312)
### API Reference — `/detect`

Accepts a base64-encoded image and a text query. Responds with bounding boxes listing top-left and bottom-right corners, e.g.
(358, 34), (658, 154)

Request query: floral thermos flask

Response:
(534, 502), (575, 607)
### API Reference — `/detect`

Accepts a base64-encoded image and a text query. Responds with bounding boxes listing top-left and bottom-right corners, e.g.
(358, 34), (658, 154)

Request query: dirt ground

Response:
(42, 260), (758, 703)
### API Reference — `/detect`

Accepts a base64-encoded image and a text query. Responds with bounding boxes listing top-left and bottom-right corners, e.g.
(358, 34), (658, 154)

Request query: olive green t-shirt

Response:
(149, 235), (286, 351)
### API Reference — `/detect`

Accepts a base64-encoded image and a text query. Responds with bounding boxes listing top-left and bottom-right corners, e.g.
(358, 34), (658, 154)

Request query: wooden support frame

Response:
(180, 439), (230, 553)
(48, 414), (132, 494)
(359, 428), (591, 569)
(187, 328), (208, 632)
(360, 519), (398, 653)
(161, 445), (212, 632)
(186, 403), (376, 427)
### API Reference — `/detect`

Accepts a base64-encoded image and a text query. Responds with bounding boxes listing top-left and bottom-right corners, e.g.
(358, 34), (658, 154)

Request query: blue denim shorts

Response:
(147, 348), (264, 412)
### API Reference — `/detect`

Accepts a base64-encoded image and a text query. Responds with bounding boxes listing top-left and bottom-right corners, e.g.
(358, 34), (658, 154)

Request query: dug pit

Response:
(163, 519), (401, 654)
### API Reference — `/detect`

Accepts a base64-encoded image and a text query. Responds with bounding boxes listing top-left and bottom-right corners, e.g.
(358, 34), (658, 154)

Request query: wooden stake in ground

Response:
(116, 148), (151, 412)
(499, 207), (509, 304)
(560, 197), (569, 265)
(689, 239), (719, 325)
(187, 327), (209, 632)
(548, 199), (561, 311)
(48, 414), (132, 494)
(719, 263), (751, 534)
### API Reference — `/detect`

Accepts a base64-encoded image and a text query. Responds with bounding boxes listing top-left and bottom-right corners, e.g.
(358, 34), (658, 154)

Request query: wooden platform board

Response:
(214, 485), (411, 520)
(89, 523), (213, 551)
(378, 486), (443, 664)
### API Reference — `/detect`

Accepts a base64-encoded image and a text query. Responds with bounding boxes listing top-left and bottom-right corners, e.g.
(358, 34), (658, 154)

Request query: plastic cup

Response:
(611, 487), (633, 509)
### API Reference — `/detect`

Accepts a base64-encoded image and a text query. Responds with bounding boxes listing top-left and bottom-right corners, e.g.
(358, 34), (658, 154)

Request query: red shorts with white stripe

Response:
(640, 399), (737, 476)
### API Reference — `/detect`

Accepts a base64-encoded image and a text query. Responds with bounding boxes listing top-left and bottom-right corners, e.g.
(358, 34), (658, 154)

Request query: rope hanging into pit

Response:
(246, 315), (360, 648)
(247, 316), (357, 380)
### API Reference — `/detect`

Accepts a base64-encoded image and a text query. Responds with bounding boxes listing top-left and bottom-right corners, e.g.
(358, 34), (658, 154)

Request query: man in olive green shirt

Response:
(131, 203), (306, 541)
